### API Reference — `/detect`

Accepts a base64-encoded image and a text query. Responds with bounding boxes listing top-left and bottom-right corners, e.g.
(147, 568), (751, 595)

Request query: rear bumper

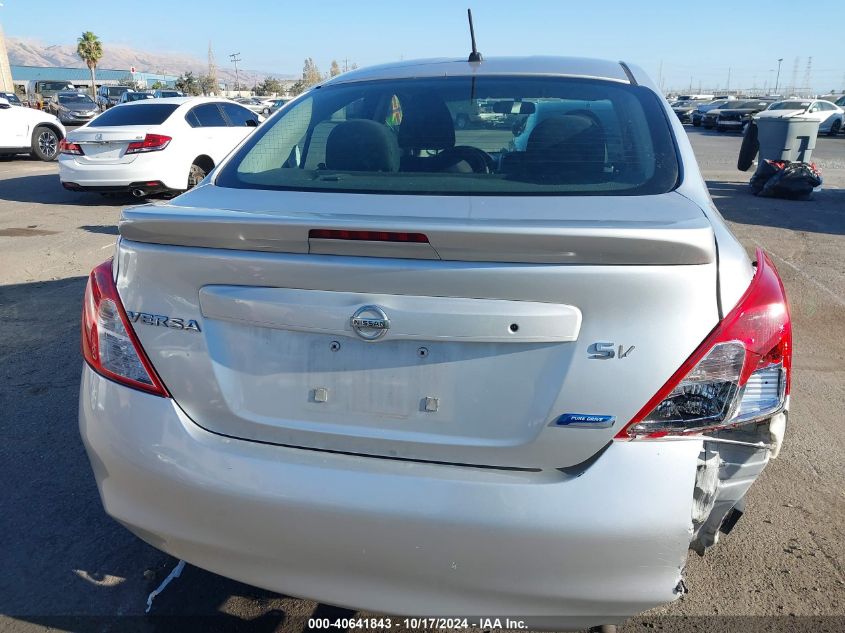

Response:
(61, 180), (171, 196)
(58, 156), (184, 192)
(79, 365), (701, 626)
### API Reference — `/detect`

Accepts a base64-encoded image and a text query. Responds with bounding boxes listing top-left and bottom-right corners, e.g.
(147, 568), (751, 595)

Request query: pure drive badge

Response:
(125, 311), (201, 332)
(553, 413), (616, 428)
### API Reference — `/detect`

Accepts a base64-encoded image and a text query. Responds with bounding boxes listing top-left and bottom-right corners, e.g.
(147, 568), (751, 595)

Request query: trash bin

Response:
(755, 115), (819, 163)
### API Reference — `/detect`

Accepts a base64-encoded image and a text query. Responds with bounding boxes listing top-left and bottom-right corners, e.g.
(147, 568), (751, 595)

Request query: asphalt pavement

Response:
(0, 127), (843, 633)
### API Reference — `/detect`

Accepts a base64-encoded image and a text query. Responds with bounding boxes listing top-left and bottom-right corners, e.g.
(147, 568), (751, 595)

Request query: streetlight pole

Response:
(774, 58), (783, 95)
(229, 52), (241, 95)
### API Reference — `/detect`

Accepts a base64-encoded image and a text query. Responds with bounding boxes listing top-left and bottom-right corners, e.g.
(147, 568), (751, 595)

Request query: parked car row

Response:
(98, 87), (185, 110)
(671, 95), (736, 123)
(695, 99), (774, 132)
(677, 95), (845, 136)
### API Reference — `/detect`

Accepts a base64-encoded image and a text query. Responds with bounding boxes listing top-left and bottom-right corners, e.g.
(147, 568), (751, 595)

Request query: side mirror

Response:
(246, 119), (258, 127)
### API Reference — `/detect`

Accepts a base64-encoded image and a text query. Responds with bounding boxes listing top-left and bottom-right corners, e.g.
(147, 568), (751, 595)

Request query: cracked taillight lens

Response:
(81, 259), (169, 397)
(618, 248), (791, 438)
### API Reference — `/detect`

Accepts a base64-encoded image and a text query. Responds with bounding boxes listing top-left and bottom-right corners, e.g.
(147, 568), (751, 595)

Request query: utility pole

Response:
(726, 67), (731, 92)
(208, 42), (217, 95)
(774, 58), (783, 96)
(229, 52), (241, 94)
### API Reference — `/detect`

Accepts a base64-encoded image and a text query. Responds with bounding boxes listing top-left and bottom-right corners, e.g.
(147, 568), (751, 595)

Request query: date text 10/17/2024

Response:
(307, 617), (529, 630)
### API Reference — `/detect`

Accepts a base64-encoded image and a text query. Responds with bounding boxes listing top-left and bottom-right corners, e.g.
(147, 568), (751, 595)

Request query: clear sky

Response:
(2, 0), (844, 93)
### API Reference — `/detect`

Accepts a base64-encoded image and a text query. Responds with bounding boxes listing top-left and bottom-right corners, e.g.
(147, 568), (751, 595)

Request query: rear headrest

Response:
(397, 95), (455, 151)
(524, 114), (606, 180)
(325, 120), (400, 172)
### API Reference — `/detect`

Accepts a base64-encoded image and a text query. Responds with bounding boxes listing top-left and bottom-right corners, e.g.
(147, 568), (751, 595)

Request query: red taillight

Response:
(308, 229), (429, 243)
(59, 139), (83, 156)
(81, 260), (169, 397)
(125, 134), (172, 154)
(617, 248), (791, 439)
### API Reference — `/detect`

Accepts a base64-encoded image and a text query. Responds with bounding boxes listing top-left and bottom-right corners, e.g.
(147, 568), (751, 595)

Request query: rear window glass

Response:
(89, 104), (179, 126)
(216, 76), (679, 196)
(186, 103), (227, 127)
(220, 102), (258, 126)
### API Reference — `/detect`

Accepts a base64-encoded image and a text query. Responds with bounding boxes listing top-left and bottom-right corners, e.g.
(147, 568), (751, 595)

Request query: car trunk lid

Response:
(115, 189), (719, 470)
(67, 125), (157, 164)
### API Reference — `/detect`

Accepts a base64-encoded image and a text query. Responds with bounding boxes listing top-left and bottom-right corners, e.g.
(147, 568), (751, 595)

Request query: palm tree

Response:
(76, 31), (103, 100)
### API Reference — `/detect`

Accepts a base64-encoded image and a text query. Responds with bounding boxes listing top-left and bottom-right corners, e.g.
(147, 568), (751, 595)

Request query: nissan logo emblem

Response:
(350, 305), (390, 341)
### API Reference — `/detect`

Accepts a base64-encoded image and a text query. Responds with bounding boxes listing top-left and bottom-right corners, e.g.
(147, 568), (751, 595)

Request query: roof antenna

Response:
(467, 9), (482, 62)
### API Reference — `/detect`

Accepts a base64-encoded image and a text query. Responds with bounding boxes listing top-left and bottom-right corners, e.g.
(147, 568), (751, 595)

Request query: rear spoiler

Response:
(120, 206), (715, 266)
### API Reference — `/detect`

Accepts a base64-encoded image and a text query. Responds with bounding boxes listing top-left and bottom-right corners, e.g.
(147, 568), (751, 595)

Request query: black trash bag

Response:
(737, 121), (759, 172)
(756, 161), (822, 200)
(749, 159), (785, 194)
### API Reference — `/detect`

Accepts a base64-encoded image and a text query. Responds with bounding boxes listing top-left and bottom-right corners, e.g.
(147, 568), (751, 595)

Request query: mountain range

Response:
(6, 36), (296, 85)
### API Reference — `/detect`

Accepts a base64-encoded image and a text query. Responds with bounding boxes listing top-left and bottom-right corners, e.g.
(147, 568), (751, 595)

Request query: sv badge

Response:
(588, 342), (635, 360)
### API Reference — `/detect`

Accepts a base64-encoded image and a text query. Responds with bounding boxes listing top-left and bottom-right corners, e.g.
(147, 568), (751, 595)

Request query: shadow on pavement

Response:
(708, 181), (845, 236)
(0, 174), (136, 206)
(79, 224), (120, 236)
(0, 276), (354, 632)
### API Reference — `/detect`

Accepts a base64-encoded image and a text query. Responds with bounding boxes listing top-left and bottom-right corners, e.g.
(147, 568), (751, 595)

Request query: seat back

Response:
(521, 114), (607, 182)
(325, 120), (400, 172)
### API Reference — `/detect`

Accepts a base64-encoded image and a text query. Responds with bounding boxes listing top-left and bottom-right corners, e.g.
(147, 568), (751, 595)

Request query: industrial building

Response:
(10, 64), (178, 95)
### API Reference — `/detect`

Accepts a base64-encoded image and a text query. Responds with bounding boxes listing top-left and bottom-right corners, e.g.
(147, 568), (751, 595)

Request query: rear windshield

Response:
(216, 76), (679, 196)
(89, 103), (179, 126)
(159, 91), (180, 97)
(107, 87), (130, 96)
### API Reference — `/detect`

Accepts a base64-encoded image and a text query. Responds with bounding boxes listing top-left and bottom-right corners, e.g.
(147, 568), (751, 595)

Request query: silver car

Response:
(79, 56), (792, 629)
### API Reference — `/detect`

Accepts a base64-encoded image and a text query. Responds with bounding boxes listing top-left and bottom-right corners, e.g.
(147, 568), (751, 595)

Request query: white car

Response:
(0, 96), (66, 161)
(59, 97), (262, 197)
(79, 57), (792, 629)
(755, 99), (845, 135)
